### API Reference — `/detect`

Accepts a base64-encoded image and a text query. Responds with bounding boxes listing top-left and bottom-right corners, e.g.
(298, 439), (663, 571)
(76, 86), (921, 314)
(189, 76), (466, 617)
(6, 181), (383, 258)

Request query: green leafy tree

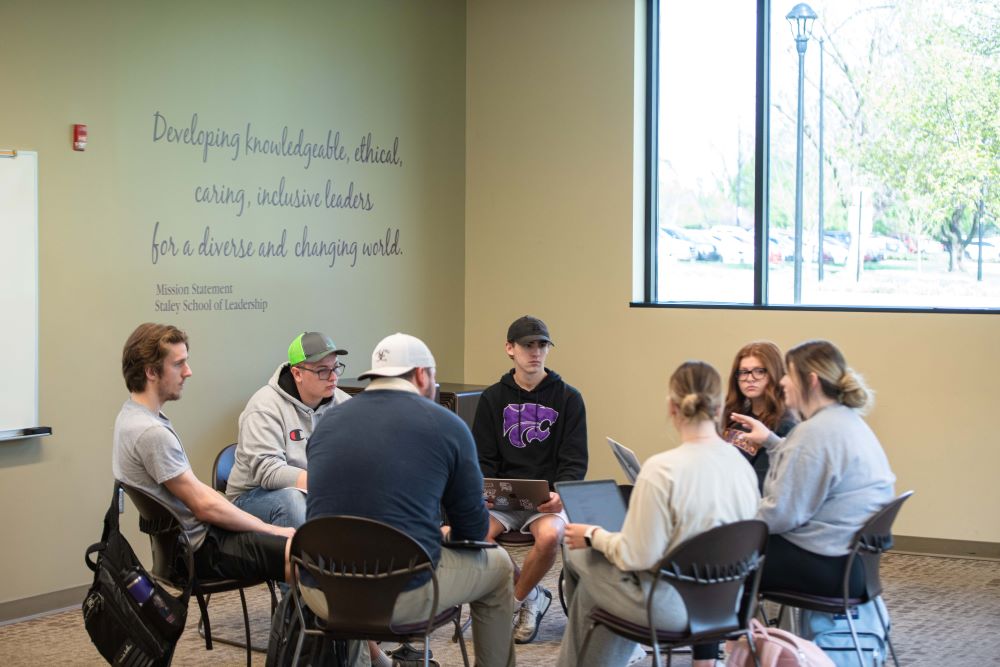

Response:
(861, 0), (1000, 272)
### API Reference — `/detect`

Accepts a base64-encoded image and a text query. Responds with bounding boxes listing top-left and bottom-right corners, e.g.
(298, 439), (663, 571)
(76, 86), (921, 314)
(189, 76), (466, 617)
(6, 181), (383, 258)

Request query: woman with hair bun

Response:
(722, 341), (798, 489)
(731, 340), (895, 598)
(558, 361), (759, 667)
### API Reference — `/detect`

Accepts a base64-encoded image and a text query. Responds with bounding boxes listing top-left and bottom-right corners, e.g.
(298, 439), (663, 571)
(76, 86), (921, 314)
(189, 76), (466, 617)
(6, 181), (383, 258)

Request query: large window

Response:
(647, 0), (1000, 310)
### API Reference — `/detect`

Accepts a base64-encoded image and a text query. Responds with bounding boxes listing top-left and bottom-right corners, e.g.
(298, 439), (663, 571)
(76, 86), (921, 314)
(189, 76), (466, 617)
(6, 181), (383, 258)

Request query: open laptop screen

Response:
(555, 479), (627, 531)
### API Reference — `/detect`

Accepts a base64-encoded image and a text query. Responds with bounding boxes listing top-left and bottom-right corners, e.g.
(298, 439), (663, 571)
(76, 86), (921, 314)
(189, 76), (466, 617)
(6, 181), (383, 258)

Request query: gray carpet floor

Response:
(2, 550), (998, 666)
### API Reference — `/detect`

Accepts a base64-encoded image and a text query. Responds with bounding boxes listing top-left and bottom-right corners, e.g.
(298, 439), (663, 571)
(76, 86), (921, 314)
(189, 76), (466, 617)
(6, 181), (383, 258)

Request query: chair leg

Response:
(452, 611), (471, 667)
(874, 597), (900, 667)
(756, 599), (774, 627)
(663, 645), (670, 667)
(745, 628), (762, 667)
(267, 580), (278, 614)
(238, 588), (252, 667)
(775, 603), (787, 629)
(558, 568), (568, 615)
(195, 592), (213, 650)
(844, 607), (866, 667)
(452, 604), (471, 643)
(423, 635), (431, 667)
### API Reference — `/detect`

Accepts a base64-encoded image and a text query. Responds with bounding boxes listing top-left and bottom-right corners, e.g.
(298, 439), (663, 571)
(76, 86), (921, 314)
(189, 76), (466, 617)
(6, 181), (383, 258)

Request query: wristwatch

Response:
(583, 526), (599, 548)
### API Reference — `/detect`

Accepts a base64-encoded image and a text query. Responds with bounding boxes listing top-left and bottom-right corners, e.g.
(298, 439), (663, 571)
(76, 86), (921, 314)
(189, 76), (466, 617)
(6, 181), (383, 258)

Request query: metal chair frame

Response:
(760, 491), (913, 667)
(288, 515), (471, 667)
(579, 519), (769, 667)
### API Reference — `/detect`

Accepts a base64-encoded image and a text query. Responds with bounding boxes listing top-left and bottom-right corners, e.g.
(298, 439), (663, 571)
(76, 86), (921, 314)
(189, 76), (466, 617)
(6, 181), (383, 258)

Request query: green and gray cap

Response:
(288, 332), (348, 366)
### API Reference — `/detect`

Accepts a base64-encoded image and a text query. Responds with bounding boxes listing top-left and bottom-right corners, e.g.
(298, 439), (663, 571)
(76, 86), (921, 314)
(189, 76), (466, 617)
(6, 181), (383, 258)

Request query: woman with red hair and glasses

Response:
(722, 341), (797, 490)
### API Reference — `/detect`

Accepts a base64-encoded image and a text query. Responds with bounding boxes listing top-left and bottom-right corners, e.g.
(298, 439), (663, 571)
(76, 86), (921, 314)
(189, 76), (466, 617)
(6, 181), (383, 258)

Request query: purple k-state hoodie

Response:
(472, 368), (588, 488)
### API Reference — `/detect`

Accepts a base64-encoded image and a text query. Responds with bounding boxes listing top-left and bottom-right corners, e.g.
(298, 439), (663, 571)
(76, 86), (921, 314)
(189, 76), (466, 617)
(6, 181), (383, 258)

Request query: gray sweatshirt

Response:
(758, 403), (895, 556)
(226, 364), (350, 499)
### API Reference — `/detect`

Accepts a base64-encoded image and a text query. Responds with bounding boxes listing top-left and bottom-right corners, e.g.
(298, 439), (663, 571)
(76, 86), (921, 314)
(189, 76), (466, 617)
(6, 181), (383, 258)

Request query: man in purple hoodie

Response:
(472, 315), (588, 644)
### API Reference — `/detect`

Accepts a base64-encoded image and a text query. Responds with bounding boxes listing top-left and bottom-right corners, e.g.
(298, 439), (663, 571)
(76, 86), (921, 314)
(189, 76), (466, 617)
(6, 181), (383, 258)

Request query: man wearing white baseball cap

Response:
(305, 333), (516, 667)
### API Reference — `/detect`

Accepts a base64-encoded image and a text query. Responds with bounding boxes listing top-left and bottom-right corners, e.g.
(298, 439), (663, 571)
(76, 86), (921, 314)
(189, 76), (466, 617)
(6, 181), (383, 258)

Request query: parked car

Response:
(869, 235), (906, 260)
(683, 228), (722, 261)
(769, 230), (795, 262)
(820, 238), (850, 265)
(658, 226), (696, 261)
(708, 225), (754, 264)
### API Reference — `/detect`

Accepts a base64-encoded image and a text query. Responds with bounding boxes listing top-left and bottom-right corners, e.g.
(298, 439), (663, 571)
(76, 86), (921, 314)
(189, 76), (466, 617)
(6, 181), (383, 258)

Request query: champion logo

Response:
(289, 429), (305, 442)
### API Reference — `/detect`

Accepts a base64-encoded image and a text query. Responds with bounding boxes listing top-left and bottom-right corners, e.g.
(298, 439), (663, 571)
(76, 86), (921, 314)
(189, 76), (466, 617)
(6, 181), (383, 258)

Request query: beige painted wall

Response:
(465, 0), (1000, 544)
(0, 0), (466, 604)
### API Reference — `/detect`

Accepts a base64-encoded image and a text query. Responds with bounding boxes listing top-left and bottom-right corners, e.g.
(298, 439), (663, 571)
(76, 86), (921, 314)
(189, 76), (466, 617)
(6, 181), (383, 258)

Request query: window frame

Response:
(637, 0), (999, 315)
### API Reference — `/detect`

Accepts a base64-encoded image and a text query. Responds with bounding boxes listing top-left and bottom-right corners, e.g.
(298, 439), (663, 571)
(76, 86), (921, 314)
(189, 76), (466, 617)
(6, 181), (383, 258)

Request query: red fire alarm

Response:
(73, 124), (88, 151)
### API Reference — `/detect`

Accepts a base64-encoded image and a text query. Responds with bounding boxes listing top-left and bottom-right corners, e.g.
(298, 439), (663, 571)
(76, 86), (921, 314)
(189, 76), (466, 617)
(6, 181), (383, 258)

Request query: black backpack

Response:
(83, 482), (191, 666)
(266, 592), (346, 666)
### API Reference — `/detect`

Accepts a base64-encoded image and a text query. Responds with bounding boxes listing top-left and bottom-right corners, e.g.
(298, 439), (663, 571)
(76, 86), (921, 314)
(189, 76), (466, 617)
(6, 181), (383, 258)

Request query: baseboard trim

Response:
(0, 584), (89, 626)
(893, 535), (1000, 561)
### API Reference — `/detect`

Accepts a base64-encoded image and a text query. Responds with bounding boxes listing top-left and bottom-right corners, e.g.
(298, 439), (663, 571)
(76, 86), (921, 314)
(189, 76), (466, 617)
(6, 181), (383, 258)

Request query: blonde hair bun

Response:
(838, 369), (873, 411)
(669, 361), (722, 425)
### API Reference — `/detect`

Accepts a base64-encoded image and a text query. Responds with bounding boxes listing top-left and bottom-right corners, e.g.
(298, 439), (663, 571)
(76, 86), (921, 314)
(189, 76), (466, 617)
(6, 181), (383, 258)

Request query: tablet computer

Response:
(554, 479), (627, 531)
(607, 436), (641, 484)
(482, 478), (550, 512)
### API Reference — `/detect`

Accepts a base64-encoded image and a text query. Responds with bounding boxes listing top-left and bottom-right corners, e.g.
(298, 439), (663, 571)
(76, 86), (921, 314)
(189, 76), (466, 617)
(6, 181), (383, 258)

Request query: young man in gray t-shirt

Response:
(112, 323), (292, 583)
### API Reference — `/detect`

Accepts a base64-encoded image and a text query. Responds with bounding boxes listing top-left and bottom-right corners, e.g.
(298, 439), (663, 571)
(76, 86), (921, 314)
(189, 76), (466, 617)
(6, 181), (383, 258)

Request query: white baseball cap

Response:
(358, 333), (436, 380)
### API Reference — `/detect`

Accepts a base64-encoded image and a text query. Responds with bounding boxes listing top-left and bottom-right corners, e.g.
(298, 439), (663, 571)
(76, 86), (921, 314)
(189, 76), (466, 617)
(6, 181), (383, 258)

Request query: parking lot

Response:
(657, 251), (1000, 308)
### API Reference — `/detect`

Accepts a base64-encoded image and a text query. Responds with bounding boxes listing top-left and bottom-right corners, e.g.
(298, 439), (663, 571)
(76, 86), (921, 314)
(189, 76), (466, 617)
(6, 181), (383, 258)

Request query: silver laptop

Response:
(607, 436), (641, 484)
(554, 479), (627, 531)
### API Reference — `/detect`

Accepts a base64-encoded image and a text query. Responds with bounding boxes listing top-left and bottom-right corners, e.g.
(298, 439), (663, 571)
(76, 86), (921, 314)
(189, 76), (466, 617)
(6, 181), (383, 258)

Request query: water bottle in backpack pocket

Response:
(797, 597), (890, 667)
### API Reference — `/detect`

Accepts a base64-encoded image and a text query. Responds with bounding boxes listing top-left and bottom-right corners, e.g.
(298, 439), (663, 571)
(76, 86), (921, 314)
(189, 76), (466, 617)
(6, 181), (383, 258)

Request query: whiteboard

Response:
(0, 151), (39, 434)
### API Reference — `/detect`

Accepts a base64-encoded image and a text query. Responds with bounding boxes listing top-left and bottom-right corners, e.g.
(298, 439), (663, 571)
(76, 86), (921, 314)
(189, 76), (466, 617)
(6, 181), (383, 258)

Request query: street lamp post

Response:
(787, 3), (817, 304)
(818, 37), (825, 282)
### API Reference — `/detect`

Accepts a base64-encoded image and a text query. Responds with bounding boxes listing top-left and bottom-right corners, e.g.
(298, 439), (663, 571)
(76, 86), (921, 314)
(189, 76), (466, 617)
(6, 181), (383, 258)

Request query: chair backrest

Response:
(290, 515), (436, 637)
(655, 519), (769, 637)
(848, 490), (913, 602)
(212, 443), (238, 493)
(120, 483), (193, 585)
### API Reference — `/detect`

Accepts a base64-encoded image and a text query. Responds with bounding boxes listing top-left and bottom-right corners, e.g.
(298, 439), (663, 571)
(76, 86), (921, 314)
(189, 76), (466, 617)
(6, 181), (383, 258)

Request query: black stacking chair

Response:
(288, 515), (471, 667)
(760, 491), (913, 667)
(579, 519), (769, 667)
(121, 482), (278, 667)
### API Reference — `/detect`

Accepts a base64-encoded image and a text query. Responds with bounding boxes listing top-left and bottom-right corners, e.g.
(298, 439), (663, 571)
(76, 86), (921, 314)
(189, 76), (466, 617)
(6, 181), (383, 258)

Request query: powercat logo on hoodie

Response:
(503, 403), (559, 448)
(289, 429), (305, 442)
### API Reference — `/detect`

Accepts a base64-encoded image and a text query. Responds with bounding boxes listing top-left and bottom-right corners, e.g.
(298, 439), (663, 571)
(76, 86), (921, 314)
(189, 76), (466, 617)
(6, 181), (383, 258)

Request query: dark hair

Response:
(121, 323), (188, 393)
(669, 361), (722, 424)
(786, 340), (873, 413)
(395, 368), (419, 383)
(723, 341), (788, 430)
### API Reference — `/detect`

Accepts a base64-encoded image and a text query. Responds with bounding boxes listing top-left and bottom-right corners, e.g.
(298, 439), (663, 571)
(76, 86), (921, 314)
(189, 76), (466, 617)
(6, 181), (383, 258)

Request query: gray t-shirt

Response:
(112, 399), (208, 550)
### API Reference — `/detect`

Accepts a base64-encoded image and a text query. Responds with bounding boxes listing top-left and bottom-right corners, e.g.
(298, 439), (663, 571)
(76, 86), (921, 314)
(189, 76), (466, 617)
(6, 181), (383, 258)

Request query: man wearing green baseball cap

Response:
(226, 331), (351, 528)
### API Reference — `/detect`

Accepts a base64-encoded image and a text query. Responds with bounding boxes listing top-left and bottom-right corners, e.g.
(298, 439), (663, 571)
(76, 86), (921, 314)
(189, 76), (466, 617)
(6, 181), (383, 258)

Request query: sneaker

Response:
(385, 643), (438, 667)
(513, 585), (552, 644)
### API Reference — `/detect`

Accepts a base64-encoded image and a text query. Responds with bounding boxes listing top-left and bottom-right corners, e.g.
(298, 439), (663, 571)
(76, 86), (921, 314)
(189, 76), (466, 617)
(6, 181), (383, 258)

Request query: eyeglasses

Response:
(736, 367), (768, 381)
(298, 362), (346, 381)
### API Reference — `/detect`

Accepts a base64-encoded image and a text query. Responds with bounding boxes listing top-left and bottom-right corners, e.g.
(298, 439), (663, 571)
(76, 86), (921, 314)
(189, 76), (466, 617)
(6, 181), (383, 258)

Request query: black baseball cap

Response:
(506, 316), (554, 346)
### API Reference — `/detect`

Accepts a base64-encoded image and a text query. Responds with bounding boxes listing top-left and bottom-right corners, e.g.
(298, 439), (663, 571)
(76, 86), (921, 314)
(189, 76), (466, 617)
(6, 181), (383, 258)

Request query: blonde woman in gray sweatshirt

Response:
(731, 339), (895, 598)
